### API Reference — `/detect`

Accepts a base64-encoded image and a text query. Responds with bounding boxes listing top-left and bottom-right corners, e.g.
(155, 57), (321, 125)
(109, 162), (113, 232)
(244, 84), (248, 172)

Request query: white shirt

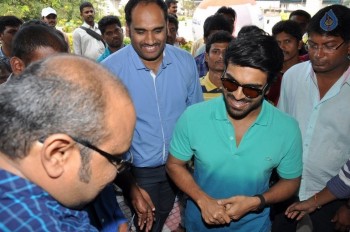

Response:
(72, 22), (105, 60)
(278, 61), (350, 200)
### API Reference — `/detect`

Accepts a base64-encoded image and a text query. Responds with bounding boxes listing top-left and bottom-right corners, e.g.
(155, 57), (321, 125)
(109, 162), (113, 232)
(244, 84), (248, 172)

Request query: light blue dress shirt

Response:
(102, 44), (203, 167)
(278, 61), (350, 200)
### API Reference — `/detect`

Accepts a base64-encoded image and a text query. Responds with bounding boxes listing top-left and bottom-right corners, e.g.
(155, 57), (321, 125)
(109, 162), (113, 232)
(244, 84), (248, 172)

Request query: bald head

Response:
(0, 54), (133, 159)
(40, 55), (128, 98)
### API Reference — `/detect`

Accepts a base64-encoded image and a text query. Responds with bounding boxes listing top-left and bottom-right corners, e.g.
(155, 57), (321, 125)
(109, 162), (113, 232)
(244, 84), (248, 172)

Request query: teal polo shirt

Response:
(169, 96), (302, 232)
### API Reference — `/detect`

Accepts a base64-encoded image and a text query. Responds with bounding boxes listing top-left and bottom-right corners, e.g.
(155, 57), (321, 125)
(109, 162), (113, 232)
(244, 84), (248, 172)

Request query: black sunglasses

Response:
(39, 136), (132, 173)
(221, 76), (268, 99)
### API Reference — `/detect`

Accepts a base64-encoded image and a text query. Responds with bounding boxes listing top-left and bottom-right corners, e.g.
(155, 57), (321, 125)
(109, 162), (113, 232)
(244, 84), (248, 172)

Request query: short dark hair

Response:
(225, 34), (283, 84)
(167, 14), (178, 30)
(272, 20), (302, 41)
(98, 15), (122, 35)
(0, 57), (11, 83)
(12, 25), (68, 66)
(80, 2), (94, 13)
(21, 19), (49, 27)
(0, 16), (23, 34)
(165, 0), (178, 8)
(307, 4), (350, 41)
(216, 6), (236, 23)
(125, 0), (168, 26)
(289, 9), (311, 21)
(203, 14), (233, 39)
(237, 25), (268, 38)
(205, 30), (233, 53)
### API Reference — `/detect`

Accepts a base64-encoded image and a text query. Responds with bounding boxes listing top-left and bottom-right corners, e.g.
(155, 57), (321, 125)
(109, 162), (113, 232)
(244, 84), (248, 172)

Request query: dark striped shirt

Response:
(0, 169), (97, 232)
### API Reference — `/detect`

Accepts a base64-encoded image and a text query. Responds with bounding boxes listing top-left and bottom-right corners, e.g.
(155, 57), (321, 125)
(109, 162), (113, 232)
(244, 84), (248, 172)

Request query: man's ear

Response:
(298, 40), (304, 50)
(10, 56), (25, 75)
(40, 134), (77, 179)
(125, 25), (130, 37)
(205, 52), (209, 63)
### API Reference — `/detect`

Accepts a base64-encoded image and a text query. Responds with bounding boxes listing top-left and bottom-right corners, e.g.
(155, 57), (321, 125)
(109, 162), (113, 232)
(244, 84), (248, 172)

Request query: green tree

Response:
(0, 0), (105, 32)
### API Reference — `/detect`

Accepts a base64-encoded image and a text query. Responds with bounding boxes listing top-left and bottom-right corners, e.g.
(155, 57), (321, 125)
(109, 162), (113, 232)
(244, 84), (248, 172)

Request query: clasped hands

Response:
(199, 195), (259, 225)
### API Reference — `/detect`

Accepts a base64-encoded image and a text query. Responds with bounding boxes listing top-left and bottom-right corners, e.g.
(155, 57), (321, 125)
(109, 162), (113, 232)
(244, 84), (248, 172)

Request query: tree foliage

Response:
(0, 0), (107, 32)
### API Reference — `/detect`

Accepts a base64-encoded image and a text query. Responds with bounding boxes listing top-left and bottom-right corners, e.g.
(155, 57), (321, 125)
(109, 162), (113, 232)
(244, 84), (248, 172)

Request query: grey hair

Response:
(0, 59), (106, 160)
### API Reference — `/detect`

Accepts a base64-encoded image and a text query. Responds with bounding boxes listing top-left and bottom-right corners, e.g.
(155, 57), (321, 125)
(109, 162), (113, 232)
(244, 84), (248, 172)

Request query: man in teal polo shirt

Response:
(166, 34), (303, 231)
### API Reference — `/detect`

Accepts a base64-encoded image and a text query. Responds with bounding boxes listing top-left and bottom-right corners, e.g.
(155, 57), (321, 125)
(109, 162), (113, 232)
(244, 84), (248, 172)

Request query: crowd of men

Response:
(1, 1), (350, 232)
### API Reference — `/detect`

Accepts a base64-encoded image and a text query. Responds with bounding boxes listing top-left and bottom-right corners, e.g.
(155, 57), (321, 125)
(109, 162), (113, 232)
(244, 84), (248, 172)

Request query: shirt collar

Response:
(342, 66), (350, 85)
(214, 96), (270, 126)
(130, 44), (170, 71)
(82, 22), (98, 30)
(202, 73), (220, 92)
(0, 169), (50, 198)
(309, 61), (350, 86)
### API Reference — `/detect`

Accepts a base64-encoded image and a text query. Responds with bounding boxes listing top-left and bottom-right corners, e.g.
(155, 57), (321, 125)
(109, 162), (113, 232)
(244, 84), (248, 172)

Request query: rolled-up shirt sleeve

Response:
(327, 159), (350, 199)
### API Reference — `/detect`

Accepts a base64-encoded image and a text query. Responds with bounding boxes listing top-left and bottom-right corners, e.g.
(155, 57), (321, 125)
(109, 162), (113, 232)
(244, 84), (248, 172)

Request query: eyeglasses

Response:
(305, 40), (345, 54)
(39, 136), (133, 173)
(221, 72), (268, 99)
(72, 137), (133, 173)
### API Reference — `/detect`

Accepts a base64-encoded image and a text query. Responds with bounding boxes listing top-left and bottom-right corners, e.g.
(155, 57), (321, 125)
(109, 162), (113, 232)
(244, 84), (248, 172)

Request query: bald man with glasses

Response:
(166, 33), (302, 232)
(0, 54), (136, 231)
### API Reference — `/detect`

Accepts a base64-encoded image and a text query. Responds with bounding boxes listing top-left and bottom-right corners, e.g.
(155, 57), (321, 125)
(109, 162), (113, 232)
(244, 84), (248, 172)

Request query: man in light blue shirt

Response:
(278, 5), (350, 231)
(102, 0), (203, 231)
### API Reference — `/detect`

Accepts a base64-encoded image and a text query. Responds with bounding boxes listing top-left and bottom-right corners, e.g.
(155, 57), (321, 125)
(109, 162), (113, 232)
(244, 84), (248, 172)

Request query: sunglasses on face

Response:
(221, 73), (268, 99)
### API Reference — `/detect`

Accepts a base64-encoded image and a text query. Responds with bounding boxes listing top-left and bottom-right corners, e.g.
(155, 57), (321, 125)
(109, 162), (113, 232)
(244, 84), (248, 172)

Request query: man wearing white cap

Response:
(41, 7), (57, 27)
(41, 7), (70, 52)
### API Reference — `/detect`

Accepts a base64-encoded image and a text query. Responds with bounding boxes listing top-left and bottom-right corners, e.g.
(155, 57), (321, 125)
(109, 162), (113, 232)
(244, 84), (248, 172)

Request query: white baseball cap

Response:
(41, 7), (57, 17)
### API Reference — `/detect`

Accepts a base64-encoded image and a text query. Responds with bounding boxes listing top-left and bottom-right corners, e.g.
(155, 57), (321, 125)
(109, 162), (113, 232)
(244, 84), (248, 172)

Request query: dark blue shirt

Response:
(194, 52), (208, 78)
(0, 169), (98, 232)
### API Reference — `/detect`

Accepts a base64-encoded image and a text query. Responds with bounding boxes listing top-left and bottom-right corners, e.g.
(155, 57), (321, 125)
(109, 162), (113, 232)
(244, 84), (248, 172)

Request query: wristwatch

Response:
(255, 194), (266, 211)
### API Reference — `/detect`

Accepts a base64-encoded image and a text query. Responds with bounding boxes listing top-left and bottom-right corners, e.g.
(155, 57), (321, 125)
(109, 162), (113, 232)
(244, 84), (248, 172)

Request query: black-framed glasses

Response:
(305, 40), (345, 54)
(221, 73), (268, 99)
(39, 136), (133, 173)
(72, 137), (133, 173)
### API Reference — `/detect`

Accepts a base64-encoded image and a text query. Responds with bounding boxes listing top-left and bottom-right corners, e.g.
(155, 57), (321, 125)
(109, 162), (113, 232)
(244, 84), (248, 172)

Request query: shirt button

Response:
(229, 136), (234, 140)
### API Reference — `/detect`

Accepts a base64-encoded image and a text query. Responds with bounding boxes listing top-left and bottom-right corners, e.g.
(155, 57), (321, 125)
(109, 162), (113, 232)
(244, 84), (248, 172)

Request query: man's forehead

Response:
(210, 42), (229, 49)
(106, 24), (121, 29)
(4, 26), (19, 30)
(276, 32), (297, 40)
(83, 7), (94, 12)
(46, 14), (57, 18)
(308, 33), (341, 41)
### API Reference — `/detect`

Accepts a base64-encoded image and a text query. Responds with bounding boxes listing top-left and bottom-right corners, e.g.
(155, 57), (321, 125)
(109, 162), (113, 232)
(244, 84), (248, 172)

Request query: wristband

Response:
(313, 193), (322, 209)
(254, 194), (266, 211)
